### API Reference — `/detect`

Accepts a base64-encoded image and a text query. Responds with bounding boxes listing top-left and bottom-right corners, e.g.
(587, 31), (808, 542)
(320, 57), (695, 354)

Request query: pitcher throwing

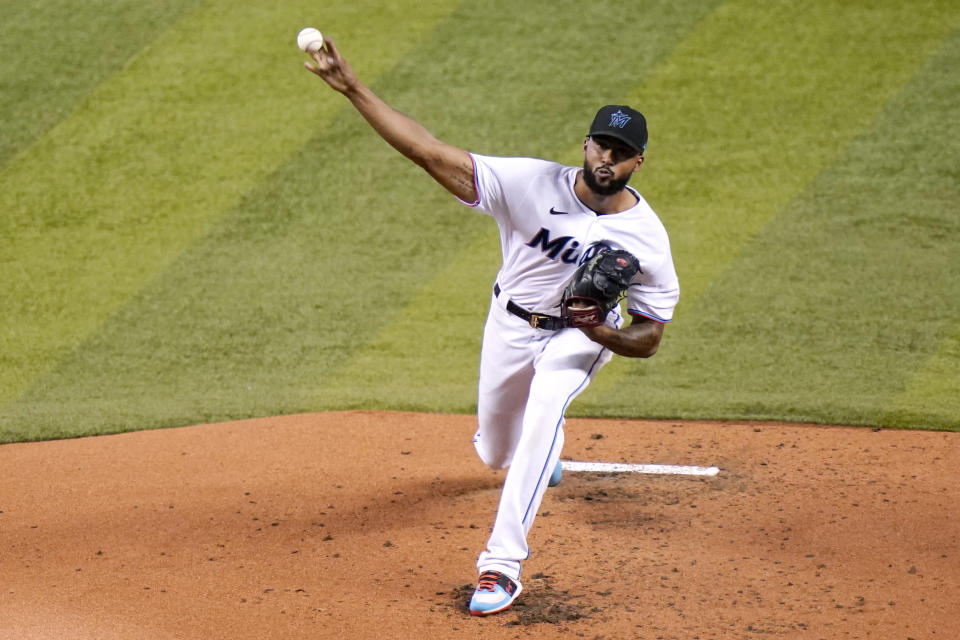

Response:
(304, 35), (679, 616)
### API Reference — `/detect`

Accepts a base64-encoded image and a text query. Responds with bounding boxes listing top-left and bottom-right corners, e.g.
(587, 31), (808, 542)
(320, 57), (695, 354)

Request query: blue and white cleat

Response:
(469, 570), (523, 616)
(548, 459), (563, 487)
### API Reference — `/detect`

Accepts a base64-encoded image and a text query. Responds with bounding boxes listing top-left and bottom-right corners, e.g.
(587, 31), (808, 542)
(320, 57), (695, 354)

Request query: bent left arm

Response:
(579, 315), (664, 358)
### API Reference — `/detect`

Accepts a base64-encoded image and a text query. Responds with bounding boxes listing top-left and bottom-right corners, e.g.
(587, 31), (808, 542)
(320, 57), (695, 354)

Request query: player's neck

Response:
(574, 171), (639, 215)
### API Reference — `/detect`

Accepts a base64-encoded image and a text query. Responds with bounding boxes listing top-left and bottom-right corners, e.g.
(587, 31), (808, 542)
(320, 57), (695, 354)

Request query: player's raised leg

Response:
(473, 301), (536, 469)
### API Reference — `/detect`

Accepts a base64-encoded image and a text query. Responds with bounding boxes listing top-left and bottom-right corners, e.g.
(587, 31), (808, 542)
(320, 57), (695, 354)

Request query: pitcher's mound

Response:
(1, 411), (956, 639)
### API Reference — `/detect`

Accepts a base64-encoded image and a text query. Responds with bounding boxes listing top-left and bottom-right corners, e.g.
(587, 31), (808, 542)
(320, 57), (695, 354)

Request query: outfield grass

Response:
(2, 0), (958, 443)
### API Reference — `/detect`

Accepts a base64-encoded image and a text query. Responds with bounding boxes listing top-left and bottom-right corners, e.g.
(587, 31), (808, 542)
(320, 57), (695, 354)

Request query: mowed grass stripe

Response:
(888, 327), (960, 429)
(311, 0), (725, 411)
(882, 28), (960, 428)
(0, 0), (206, 167)
(580, 0), (960, 413)
(0, 0), (459, 407)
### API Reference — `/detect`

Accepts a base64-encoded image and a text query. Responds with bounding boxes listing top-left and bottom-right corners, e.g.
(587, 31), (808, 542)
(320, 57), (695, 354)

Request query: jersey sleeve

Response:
(626, 244), (680, 324)
(458, 153), (555, 222)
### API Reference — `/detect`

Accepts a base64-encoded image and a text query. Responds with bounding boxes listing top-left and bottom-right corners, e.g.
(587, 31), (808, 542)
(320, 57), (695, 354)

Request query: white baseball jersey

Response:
(462, 154), (679, 323)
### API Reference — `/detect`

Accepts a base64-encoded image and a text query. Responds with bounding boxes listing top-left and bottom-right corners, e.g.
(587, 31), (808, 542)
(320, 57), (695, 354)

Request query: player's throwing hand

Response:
(303, 38), (357, 94)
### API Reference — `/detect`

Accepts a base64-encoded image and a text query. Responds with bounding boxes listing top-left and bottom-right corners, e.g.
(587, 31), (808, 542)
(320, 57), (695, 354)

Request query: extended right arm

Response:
(304, 37), (477, 203)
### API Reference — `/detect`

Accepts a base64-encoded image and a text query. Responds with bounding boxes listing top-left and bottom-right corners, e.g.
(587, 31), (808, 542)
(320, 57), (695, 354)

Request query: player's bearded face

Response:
(582, 159), (632, 196)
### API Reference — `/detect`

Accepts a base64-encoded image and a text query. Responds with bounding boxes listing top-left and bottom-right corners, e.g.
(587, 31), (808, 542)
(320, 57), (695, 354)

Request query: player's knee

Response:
(475, 441), (511, 469)
(473, 432), (512, 469)
(484, 457), (511, 470)
(474, 412), (521, 469)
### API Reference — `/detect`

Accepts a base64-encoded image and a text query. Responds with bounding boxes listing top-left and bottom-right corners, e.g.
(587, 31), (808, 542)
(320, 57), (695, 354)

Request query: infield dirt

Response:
(1, 411), (957, 639)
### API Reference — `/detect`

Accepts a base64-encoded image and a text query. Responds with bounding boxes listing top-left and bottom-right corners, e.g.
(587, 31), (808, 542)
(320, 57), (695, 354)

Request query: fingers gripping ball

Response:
(297, 27), (324, 54)
(561, 249), (640, 328)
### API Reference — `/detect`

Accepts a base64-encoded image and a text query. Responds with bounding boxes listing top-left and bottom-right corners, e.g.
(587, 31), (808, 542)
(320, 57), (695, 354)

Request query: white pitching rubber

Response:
(561, 461), (720, 477)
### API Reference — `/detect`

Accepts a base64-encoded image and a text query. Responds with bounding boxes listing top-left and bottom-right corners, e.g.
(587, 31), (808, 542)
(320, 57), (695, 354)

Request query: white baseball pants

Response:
(473, 291), (619, 580)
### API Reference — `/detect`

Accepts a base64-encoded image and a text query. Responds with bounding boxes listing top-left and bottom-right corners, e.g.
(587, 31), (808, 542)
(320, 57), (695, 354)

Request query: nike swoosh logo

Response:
(549, 207), (569, 215)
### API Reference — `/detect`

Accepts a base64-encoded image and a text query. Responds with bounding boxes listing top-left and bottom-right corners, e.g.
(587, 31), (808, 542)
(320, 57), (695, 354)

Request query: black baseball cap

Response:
(588, 105), (648, 154)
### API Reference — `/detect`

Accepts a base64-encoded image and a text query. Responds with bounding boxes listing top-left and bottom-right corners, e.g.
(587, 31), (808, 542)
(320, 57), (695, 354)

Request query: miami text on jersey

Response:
(525, 227), (611, 266)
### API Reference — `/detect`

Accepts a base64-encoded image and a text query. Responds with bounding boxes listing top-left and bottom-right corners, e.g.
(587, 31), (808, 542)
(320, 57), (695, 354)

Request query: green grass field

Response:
(2, 0), (958, 443)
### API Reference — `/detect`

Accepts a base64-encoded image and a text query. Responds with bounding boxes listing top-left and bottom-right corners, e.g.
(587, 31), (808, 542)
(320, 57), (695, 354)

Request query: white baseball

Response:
(297, 27), (324, 54)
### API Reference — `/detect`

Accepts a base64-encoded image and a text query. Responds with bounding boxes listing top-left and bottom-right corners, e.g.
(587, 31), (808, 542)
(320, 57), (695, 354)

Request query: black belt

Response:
(494, 283), (565, 331)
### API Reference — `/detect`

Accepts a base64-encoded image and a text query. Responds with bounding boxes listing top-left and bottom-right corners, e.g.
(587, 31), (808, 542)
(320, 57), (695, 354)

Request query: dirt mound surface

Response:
(1, 411), (957, 638)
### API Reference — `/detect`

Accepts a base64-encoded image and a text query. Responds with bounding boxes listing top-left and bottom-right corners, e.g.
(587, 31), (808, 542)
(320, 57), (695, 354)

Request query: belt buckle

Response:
(529, 314), (546, 329)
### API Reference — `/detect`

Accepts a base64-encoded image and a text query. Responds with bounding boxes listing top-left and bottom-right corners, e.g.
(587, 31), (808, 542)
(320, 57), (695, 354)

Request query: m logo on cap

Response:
(608, 110), (631, 128)
(589, 105), (648, 153)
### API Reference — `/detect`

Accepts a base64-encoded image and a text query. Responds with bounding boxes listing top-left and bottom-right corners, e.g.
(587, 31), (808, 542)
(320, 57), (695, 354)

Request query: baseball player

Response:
(305, 38), (679, 616)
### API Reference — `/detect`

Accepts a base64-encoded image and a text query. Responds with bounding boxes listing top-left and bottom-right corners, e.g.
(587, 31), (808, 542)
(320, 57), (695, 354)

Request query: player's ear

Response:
(583, 137), (590, 154)
(633, 154), (645, 172)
